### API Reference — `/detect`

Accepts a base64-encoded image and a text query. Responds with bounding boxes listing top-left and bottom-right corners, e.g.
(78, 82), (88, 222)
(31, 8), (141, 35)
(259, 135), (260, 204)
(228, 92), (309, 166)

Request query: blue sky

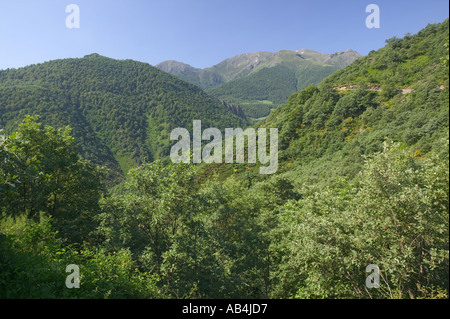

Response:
(0, 0), (448, 70)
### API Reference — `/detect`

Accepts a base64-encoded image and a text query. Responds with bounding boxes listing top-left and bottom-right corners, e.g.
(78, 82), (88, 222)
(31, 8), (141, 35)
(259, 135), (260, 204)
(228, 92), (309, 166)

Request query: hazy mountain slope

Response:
(157, 49), (362, 118)
(207, 49), (362, 118)
(206, 52), (276, 82)
(155, 60), (224, 89)
(0, 54), (247, 182)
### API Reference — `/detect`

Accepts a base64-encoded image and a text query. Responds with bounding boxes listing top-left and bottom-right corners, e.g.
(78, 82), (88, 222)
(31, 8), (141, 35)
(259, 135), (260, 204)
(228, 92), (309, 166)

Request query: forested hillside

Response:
(0, 20), (448, 299)
(0, 54), (247, 182)
(260, 19), (449, 186)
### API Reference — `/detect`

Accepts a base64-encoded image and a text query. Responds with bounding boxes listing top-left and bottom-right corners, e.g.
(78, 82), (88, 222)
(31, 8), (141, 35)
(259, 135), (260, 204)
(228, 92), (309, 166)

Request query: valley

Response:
(157, 49), (362, 119)
(0, 17), (448, 300)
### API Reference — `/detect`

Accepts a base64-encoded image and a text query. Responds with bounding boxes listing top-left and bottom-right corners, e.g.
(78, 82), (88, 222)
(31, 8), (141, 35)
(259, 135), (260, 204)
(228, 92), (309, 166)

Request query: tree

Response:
(272, 142), (449, 299)
(0, 116), (105, 243)
(96, 160), (224, 297)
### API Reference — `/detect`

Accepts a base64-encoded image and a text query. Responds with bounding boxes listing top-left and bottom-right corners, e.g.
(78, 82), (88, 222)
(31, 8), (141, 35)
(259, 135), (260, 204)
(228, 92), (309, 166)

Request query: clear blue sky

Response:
(0, 0), (448, 70)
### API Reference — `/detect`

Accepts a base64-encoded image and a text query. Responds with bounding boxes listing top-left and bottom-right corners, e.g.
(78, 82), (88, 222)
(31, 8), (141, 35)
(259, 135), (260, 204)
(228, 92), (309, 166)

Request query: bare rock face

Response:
(221, 100), (247, 121)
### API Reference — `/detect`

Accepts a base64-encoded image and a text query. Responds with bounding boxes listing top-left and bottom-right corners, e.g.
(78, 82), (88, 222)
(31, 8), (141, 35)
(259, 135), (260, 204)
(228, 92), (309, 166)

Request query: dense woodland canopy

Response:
(0, 54), (246, 183)
(0, 19), (449, 299)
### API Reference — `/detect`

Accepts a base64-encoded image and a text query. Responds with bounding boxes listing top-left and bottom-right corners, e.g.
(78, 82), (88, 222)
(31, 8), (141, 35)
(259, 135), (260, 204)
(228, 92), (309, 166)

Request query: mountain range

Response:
(0, 18), (448, 300)
(156, 49), (362, 118)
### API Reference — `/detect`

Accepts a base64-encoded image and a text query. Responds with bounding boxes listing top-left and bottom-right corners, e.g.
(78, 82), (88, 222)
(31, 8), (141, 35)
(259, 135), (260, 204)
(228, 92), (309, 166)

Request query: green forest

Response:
(0, 54), (247, 184)
(207, 65), (300, 119)
(0, 19), (449, 299)
(206, 57), (348, 119)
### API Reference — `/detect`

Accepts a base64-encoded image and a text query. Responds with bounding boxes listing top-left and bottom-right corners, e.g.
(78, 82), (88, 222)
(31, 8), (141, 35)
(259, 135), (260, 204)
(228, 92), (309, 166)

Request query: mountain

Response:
(156, 49), (362, 118)
(1, 19), (448, 301)
(0, 54), (247, 183)
(155, 60), (224, 90)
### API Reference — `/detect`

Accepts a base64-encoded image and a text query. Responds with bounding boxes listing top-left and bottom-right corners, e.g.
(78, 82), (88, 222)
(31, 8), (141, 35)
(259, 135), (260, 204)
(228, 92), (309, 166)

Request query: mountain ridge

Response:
(157, 48), (362, 118)
(0, 54), (247, 183)
(156, 48), (361, 87)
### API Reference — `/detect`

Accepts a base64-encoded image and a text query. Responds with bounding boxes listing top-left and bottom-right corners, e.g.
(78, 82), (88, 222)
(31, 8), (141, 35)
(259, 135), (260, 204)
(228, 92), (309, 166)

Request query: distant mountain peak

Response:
(156, 60), (199, 73)
(154, 48), (362, 119)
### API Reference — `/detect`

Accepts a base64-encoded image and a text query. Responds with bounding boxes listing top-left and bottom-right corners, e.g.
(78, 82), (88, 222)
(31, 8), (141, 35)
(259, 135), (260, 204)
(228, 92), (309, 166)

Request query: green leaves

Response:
(0, 214), (161, 299)
(272, 143), (449, 299)
(1, 119), (448, 299)
(0, 116), (105, 243)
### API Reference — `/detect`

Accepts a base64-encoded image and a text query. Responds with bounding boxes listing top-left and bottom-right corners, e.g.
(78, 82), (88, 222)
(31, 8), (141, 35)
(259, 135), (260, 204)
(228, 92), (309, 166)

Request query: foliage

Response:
(0, 214), (160, 299)
(271, 143), (449, 299)
(0, 116), (104, 243)
(207, 63), (342, 119)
